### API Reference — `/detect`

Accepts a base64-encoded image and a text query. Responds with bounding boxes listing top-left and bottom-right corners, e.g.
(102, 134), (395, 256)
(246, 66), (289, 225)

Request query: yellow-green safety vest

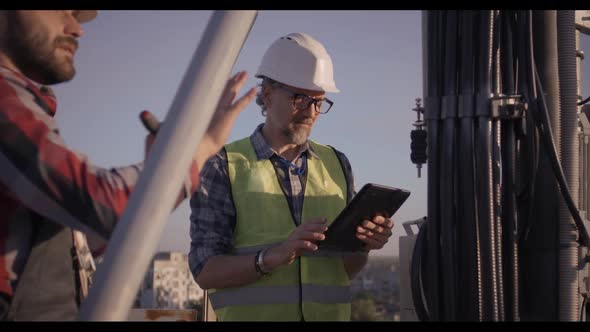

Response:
(208, 137), (351, 321)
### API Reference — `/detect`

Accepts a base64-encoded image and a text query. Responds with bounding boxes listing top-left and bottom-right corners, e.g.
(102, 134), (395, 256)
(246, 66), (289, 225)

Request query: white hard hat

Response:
(256, 32), (339, 93)
(74, 10), (98, 23)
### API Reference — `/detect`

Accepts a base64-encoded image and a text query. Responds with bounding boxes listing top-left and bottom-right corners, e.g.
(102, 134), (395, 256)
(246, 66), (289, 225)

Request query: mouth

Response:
(294, 119), (313, 126)
(57, 43), (77, 57)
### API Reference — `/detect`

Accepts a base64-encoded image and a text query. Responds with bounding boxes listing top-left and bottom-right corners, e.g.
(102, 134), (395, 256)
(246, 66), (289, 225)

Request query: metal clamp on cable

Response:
(490, 94), (527, 119)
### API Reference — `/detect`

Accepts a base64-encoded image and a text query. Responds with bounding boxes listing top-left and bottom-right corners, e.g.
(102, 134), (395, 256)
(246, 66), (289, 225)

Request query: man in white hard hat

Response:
(189, 32), (394, 321)
(0, 10), (256, 320)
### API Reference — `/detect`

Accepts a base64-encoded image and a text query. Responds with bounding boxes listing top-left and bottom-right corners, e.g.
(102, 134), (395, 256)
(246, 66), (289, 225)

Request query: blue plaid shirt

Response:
(188, 123), (355, 278)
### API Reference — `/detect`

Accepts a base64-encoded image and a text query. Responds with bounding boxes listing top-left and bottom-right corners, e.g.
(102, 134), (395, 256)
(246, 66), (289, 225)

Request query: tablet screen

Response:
(318, 183), (411, 252)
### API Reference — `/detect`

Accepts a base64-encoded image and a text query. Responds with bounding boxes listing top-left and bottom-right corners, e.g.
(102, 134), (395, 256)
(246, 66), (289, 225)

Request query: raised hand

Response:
(194, 71), (257, 168)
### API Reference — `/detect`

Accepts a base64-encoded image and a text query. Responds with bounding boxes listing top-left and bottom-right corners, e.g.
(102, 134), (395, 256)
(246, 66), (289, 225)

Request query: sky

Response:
(52, 10), (590, 258)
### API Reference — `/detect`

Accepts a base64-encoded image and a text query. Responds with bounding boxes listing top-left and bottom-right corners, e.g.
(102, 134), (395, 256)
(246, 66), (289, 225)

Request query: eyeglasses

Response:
(275, 85), (334, 114)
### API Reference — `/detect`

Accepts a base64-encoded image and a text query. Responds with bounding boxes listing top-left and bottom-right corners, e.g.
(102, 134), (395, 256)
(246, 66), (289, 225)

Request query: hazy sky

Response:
(52, 10), (590, 258)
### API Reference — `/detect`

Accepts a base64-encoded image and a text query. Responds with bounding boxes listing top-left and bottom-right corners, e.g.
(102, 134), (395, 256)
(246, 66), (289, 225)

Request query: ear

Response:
(261, 84), (273, 109)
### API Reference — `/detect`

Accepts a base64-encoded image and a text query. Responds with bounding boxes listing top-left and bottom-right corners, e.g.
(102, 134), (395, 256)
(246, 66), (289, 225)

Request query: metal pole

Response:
(78, 10), (258, 321)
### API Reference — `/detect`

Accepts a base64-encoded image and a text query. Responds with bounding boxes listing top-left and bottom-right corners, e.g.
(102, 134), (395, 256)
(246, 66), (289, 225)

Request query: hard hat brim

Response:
(75, 10), (98, 23)
(255, 73), (340, 94)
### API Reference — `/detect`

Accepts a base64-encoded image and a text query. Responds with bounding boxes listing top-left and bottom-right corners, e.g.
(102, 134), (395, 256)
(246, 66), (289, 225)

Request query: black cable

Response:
(411, 222), (430, 321)
(579, 96), (590, 106)
(500, 10), (519, 321)
(514, 11), (587, 246)
(580, 295), (588, 321)
(533, 65), (590, 247)
(424, 10), (443, 321)
(456, 10), (480, 321)
(440, 10), (459, 320)
(522, 124), (541, 240)
(513, 11), (536, 239)
(516, 10), (542, 243)
(514, 10), (537, 209)
(526, 11), (538, 99)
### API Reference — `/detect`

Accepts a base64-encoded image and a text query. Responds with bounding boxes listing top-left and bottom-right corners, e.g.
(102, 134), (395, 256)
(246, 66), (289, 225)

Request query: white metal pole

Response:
(78, 10), (258, 321)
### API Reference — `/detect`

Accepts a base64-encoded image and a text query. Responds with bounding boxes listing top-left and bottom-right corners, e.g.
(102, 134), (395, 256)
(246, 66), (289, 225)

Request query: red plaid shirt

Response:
(0, 66), (199, 300)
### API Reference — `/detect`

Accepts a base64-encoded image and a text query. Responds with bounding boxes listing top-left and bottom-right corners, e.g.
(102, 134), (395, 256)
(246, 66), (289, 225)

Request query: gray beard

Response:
(283, 126), (310, 146)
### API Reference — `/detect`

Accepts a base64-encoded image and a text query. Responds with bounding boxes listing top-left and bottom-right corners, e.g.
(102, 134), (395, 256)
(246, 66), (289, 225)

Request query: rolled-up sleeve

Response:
(188, 150), (236, 279)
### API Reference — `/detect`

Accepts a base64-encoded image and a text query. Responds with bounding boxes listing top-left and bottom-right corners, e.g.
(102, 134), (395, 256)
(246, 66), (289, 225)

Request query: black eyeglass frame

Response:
(274, 85), (334, 114)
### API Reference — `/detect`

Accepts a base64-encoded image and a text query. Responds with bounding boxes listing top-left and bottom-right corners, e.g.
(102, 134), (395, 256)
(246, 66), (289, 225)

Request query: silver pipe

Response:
(78, 10), (258, 321)
(585, 137), (586, 215)
(557, 10), (580, 321)
(576, 30), (585, 215)
(537, 11), (562, 157)
(588, 140), (590, 215)
(588, 138), (590, 218)
(494, 120), (504, 320)
(488, 11), (500, 320)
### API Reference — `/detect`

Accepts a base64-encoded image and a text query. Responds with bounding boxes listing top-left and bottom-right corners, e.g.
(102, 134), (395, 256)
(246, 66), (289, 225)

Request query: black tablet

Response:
(318, 183), (411, 252)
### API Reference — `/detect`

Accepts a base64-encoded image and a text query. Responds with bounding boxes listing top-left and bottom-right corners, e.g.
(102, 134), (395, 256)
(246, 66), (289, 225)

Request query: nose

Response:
(307, 100), (322, 116)
(299, 102), (318, 118)
(65, 11), (84, 38)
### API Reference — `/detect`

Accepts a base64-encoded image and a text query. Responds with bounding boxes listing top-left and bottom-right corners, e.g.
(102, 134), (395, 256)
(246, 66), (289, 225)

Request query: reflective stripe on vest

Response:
(233, 243), (350, 257)
(210, 284), (351, 309)
(212, 137), (350, 321)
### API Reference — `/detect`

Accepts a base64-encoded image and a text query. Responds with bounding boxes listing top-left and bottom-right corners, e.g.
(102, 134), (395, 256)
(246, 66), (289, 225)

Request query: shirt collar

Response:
(249, 123), (321, 161)
(0, 65), (57, 116)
